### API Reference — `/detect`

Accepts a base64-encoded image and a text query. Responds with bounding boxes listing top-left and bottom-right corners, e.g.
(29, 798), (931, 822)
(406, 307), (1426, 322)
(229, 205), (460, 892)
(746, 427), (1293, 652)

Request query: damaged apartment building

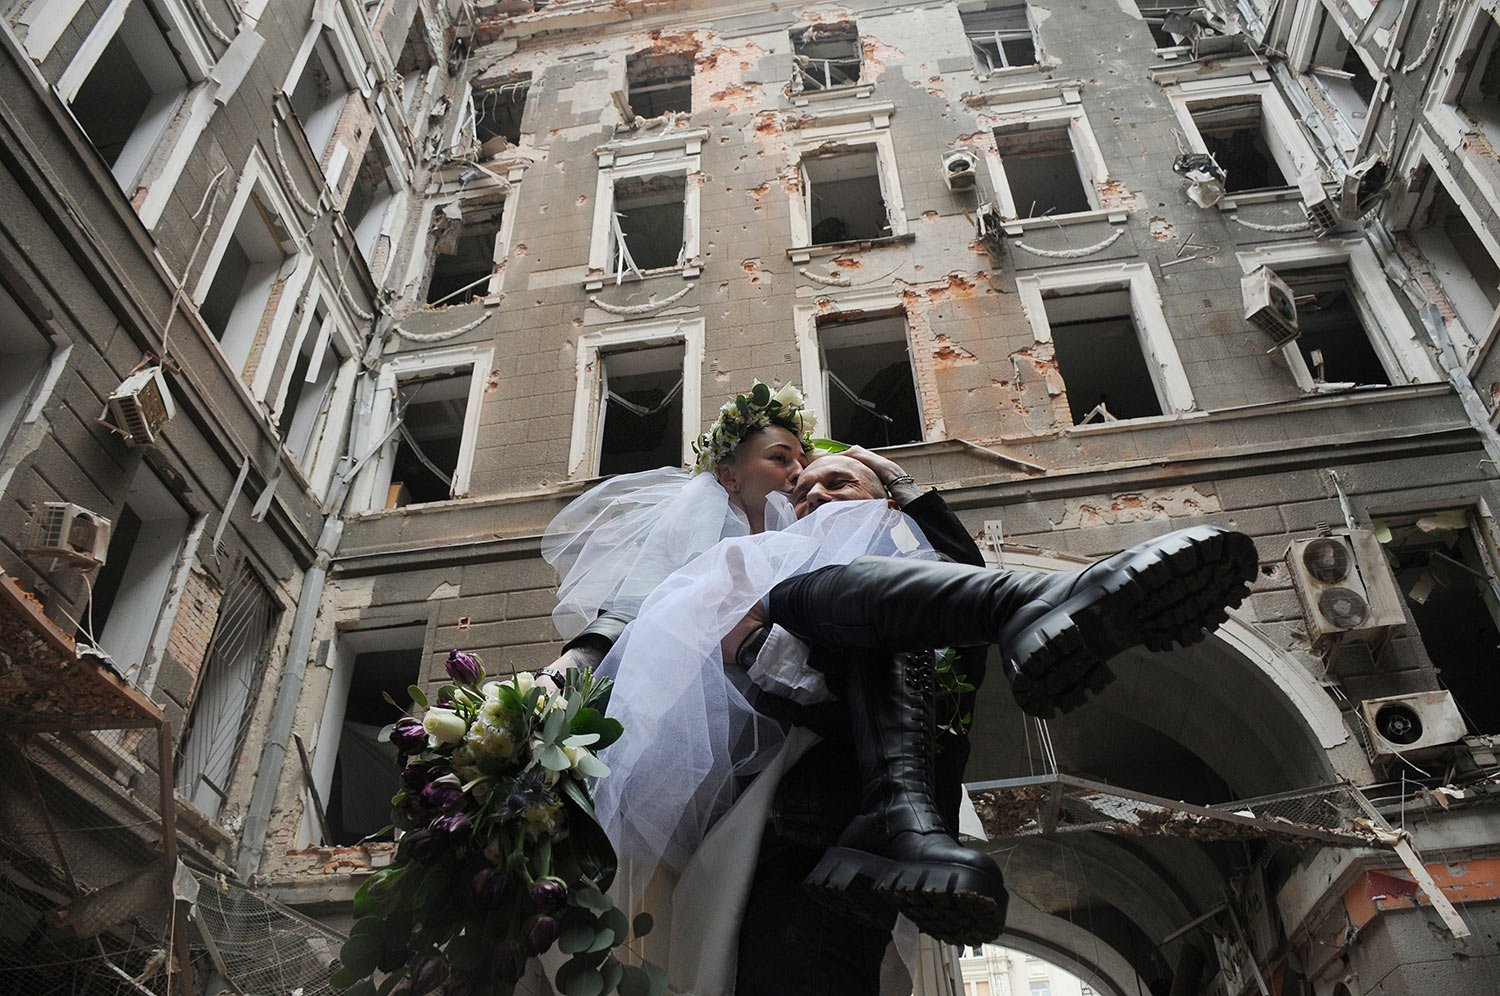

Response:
(5, 0), (1500, 993)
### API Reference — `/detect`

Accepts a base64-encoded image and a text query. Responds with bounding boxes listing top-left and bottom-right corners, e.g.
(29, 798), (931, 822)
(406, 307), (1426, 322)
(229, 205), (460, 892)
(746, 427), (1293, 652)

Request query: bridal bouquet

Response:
(332, 650), (665, 996)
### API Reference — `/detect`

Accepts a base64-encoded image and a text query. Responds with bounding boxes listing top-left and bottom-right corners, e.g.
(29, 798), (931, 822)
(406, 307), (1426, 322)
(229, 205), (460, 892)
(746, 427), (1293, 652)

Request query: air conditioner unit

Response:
(1359, 691), (1467, 759)
(975, 201), (1005, 253)
(1339, 155), (1389, 221)
(1285, 529), (1405, 656)
(1242, 266), (1300, 349)
(1298, 170), (1339, 232)
(105, 366), (175, 446)
(1173, 152), (1225, 208)
(941, 148), (978, 191)
(25, 502), (112, 567)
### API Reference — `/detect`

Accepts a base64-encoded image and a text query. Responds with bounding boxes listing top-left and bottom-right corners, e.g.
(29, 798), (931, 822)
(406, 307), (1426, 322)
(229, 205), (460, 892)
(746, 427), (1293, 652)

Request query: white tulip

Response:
(423, 707), (467, 744)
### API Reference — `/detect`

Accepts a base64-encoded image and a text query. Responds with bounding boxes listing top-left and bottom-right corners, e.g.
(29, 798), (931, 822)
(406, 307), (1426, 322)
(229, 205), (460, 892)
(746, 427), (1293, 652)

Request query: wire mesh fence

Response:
(191, 870), (343, 996)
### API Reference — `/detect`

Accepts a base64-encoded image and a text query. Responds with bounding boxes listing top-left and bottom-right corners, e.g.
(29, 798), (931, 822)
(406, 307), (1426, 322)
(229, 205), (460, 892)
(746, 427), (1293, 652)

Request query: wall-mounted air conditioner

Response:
(1359, 691), (1467, 759)
(1173, 152), (1225, 208)
(1339, 155), (1389, 221)
(1285, 529), (1405, 656)
(1298, 170), (1339, 232)
(1242, 266), (1300, 350)
(104, 366), (176, 446)
(25, 502), (112, 567)
(975, 201), (1006, 254)
(941, 148), (978, 191)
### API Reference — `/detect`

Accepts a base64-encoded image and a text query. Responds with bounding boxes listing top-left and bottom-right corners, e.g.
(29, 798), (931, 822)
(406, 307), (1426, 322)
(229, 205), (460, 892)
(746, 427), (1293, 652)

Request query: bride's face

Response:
(716, 425), (805, 515)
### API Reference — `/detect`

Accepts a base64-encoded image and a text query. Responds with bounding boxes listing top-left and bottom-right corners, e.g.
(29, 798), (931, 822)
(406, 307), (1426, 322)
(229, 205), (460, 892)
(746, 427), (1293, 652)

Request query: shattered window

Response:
(1278, 265), (1390, 387)
(791, 22), (861, 91)
(995, 122), (1094, 218)
(610, 173), (687, 275)
(961, 3), (1036, 73)
(327, 645), (421, 843)
(803, 148), (890, 245)
(1187, 98), (1287, 192)
(289, 28), (353, 156)
(627, 50), (693, 118)
(198, 190), (293, 376)
(473, 74), (530, 151)
(1454, 11), (1500, 137)
(345, 143), (395, 263)
(818, 313), (922, 448)
(1306, 3), (1377, 138)
(426, 202), (505, 305)
(0, 283), (52, 451)
(388, 370), (473, 506)
(1410, 176), (1500, 340)
(1043, 288), (1162, 424)
(597, 342), (686, 475)
(276, 304), (349, 474)
(1139, 6), (1198, 48)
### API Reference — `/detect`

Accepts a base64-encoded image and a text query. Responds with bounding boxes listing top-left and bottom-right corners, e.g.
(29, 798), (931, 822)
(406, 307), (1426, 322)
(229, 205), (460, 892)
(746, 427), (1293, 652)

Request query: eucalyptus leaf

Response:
(408, 684), (429, 708)
(572, 884), (614, 912)
(569, 709), (623, 750)
(562, 733), (600, 748)
(618, 965), (651, 996)
(559, 915), (597, 954)
(543, 706), (568, 743)
(540, 744), (571, 772)
(351, 916), (385, 937)
(644, 962), (669, 996)
(600, 956), (624, 992)
(556, 957), (605, 996)
(585, 922), (616, 954)
(328, 965), (365, 990)
(575, 752), (610, 779)
(337, 933), (382, 976)
(751, 381), (771, 405)
(632, 911), (654, 939)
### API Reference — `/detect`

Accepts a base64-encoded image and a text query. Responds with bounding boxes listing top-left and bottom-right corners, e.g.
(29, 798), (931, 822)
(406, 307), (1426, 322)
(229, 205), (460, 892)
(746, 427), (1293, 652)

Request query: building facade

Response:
(3, 0), (1500, 993)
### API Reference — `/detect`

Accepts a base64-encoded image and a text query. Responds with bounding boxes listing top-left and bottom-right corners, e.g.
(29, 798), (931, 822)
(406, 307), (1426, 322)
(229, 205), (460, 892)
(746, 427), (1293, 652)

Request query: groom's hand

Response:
(721, 601), (768, 666)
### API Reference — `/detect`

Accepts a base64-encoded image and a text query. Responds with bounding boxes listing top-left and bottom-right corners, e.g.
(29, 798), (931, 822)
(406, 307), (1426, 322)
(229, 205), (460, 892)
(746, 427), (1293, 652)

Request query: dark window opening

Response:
(474, 75), (530, 150)
(1, 284), (52, 447)
(327, 647), (421, 844)
(792, 22), (861, 91)
(805, 149), (889, 245)
(1189, 99), (1286, 192)
(627, 51), (693, 117)
(1379, 513), (1500, 734)
(961, 4), (1036, 72)
(996, 124), (1093, 217)
(612, 174), (686, 273)
(1045, 288), (1162, 424)
(1457, 15), (1500, 134)
(289, 30), (352, 154)
(598, 343), (685, 476)
(87, 503), (141, 641)
(396, 8), (436, 115)
(1412, 178), (1500, 333)
(198, 193), (291, 373)
(1140, 6), (1197, 48)
(426, 207), (503, 305)
(819, 314), (922, 448)
(346, 146), (395, 262)
(389, 371), (470, 506)
(1309, 9), (1376, 129)
(1281, 267), (1389, 386)
(277, 309), (344, 468)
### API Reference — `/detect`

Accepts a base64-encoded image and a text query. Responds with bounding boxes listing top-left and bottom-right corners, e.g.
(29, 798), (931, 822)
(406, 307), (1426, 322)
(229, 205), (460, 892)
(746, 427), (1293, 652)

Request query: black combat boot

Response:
(803, 650), (1007, 946)
(766, 525), (1258, 716)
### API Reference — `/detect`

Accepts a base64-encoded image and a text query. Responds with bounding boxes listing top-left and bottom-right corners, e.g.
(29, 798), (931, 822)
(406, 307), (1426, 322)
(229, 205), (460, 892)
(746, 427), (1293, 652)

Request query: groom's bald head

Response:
(791, 454), (885, 518)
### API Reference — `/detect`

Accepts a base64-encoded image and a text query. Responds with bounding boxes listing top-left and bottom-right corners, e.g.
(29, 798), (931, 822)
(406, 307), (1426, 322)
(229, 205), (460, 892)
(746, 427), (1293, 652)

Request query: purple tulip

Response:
(433, 812), (473, 842)
(421, 776), (464, 813)
(403, 829), (444, 863)
(471, 867), (501, 907)
(529, 877), (568, 913)
(401, 763), (434, 792)
(445, 649), (483, 685)
(409, 952), (449, 995)
(523, 915), (559, 956)
(391, 717), (429, 754)
(492, 942), (525, 983)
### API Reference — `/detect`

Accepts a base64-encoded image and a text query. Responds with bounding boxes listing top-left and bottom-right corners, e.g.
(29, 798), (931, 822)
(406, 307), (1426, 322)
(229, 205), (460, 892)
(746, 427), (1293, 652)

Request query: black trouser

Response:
(735, 831), (891, 996)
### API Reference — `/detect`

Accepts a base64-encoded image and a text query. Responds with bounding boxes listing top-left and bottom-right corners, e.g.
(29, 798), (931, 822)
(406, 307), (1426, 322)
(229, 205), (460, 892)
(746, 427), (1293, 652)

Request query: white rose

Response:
(772, 383), (804, 408)
(423, 707), (467, 744)
(797, 407), (818, 435)
(514, 672), (536, 696)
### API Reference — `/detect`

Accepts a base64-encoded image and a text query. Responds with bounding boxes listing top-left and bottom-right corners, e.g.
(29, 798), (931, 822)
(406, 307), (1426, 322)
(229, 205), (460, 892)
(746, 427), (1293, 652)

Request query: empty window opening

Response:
(277, 306), (347, 470)
(327, 645), (421, 843)
(961, 3), (1036, 73)
(1187, 99), (1286, 192)
(289, 29), (353, 155)
(388, 370), (471, 506)
(0, 284), (52, 450)
(996, 123), (1093, 218)
(627, 50), (693, 118)
(1377, 512), (1500, 734)
(473, 75), (530, 151)
(396, 8), (436, 117)
(345, 146), (395, 263)
(611, 174), (686, 274)
(791, 22), (861, 91)
(819, 314), (922, 448)
(176, 564), (279, 818)
(198, 191), (292, 374)
(804, 149), (889, 245)
(1411, 178), (1500, 337)
(1307, 6), (1376, 133)
(1455, 13), (1500, 135)
(1281, 266), (1389, 386)
(597, 343), (685, 475)
(85, 465), (190, 682)
(426, 205), (503, 305)
(67, 0), (190, 187)
(1141, 6), (1196, 48)
(1044, 288), (1162, 424)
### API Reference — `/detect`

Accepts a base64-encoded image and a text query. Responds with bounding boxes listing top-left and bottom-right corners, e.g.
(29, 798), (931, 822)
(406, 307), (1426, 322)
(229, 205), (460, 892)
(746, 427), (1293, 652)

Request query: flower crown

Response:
(692, 380), (817, 473)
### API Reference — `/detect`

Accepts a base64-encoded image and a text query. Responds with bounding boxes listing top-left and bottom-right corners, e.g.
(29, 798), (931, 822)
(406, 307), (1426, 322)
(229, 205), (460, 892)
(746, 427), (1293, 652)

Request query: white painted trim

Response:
(1235, 238), (1443, 386)
(55, 0), (130, 99)
(567, 318), (705, 478)
(14, 0), (92, 62)
(1016, 260), (1196, 418)
(271, 272), (360, 498)
(980, 103), (1111, 227)
(1285, 0), (1381, 158)
(787, 128), (907, 250)
(587, 146), (703, 283)
(1167, 78), (1320, 192)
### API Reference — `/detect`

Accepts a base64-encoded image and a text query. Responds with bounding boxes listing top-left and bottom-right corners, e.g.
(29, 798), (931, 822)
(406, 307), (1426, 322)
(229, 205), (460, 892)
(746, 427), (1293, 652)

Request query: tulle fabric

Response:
(592, 499), (939, 902)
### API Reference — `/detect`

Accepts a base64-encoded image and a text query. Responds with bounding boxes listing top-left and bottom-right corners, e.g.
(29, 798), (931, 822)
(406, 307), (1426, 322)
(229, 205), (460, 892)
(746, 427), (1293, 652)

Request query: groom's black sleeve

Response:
(562, 610), (632, 658)
(900, 490), (985, 568)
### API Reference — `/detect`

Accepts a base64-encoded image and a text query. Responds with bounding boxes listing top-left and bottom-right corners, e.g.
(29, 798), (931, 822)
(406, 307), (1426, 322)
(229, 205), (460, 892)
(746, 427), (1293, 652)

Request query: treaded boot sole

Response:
(1007, 526), (1258, 719)
(804, 847), (1006, 946)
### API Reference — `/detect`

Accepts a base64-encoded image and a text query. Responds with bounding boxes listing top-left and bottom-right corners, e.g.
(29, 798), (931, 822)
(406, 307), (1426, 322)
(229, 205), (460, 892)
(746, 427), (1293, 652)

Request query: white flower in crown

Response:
(772, 383), (804, 408)
(692, 379), (815, 473)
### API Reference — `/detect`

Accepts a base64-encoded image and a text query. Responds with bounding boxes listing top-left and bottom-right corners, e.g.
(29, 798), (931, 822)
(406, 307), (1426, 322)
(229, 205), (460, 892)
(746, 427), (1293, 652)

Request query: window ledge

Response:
(787, 232), (915, 263)
(1217, 187), (1304, 209)
(1063, 410), (1205, 435)
(1001, 208), (1127, 236)
(792, 82), (876, 107)
(584, 264), (701, 292)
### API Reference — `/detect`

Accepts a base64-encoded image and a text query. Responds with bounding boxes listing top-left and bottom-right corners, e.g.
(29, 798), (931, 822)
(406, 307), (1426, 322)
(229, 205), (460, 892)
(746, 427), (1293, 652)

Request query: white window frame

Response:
(1016, 261), (1196, 425)
(1425, 3), (1500, 210)
(464, 73), (533, 151)
(1284, 0), (1382, 158)
(414, 178), (516, 305)
(282, 3), (369, 179)
(1236, 238), (1442, 390)
(792, 287), (934, 445)
(568, 318), (704, 478)
(1168, 77), (1319, 204)
(270, 274), (360, 498)
(357, 345), (493, 511)
(342, 120), (407, 277)
(191, 149), (313, 392)
(785, 106), (907, 259)
(981, 104), (1114, 232)
(0, 283), (67, 465)
(587, 131), (705, 290)
(959, 1), (1038, 78)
